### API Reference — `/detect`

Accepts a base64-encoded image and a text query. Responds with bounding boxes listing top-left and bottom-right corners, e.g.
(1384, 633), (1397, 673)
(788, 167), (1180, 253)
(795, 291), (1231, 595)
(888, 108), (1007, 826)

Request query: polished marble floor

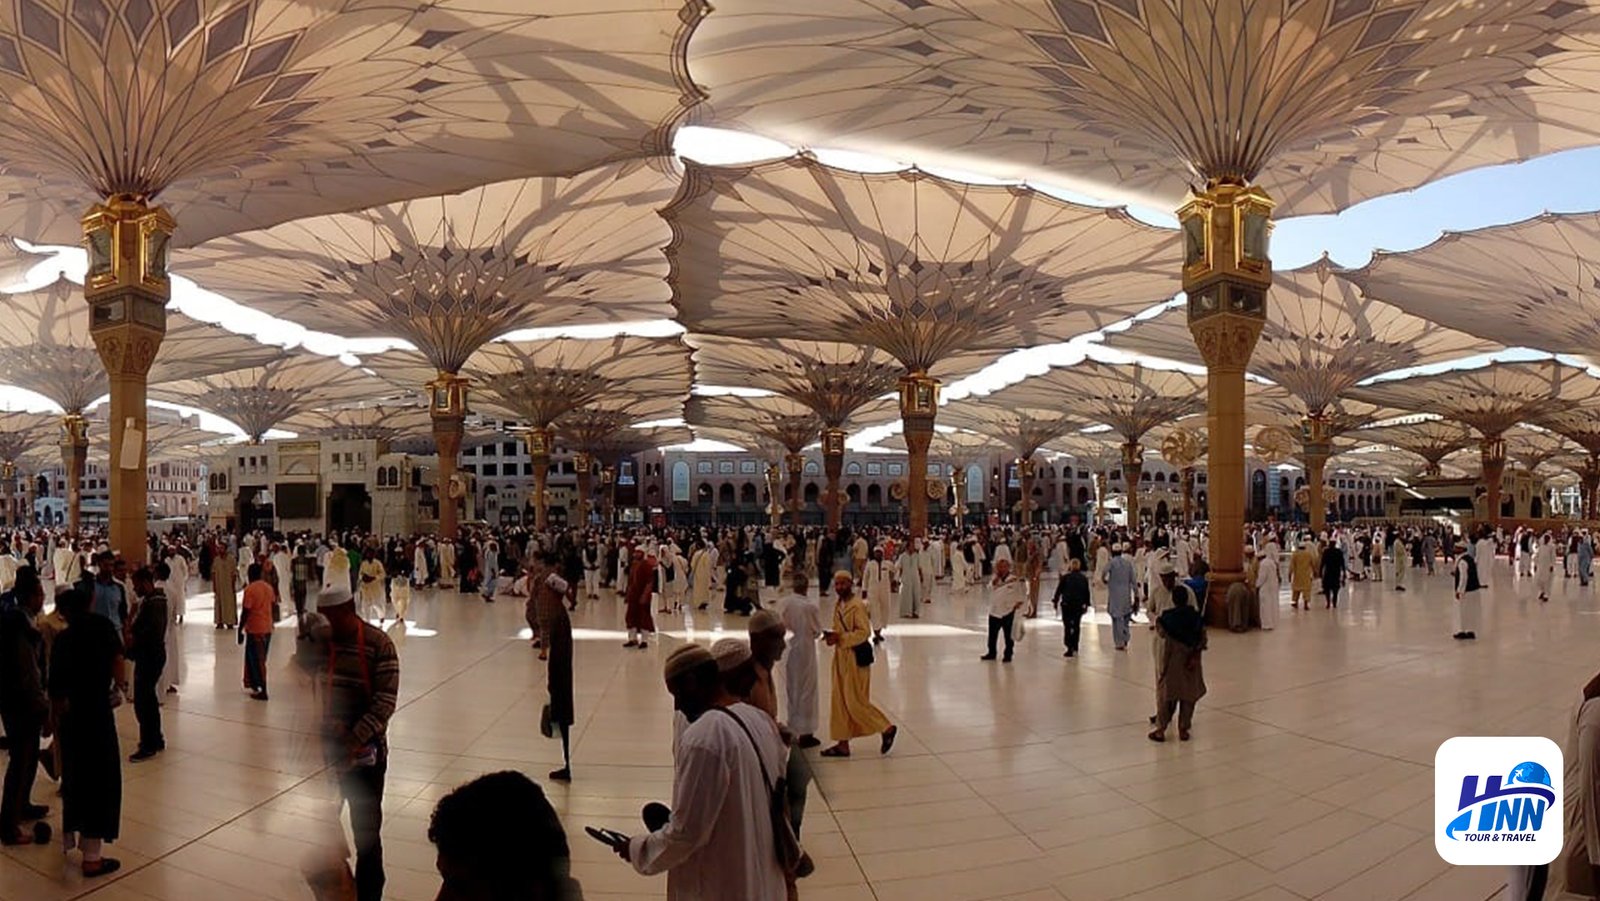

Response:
(2, 553), (1593, 901)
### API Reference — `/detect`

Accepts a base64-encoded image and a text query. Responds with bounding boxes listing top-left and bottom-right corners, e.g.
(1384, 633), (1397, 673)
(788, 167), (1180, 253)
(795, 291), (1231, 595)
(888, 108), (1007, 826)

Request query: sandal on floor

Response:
(1147, 731), (1166, 743)
(880, 725), (899, 755)
(819, 746), (850, 758)
(82, 858), (122, 878)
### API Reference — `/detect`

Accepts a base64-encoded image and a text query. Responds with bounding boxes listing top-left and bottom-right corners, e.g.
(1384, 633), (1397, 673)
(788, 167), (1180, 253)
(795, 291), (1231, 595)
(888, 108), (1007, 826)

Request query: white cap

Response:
(316, 582), (353, 610)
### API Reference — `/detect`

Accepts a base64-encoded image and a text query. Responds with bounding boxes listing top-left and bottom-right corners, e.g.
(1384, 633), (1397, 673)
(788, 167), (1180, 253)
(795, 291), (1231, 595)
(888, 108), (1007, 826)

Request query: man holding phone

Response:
(599, 644), (787, 900)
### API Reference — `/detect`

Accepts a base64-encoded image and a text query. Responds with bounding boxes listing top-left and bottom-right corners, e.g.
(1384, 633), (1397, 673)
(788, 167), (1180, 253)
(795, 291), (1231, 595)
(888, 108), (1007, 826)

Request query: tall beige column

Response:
(426, 372), (469, 538)
(950, 467), (967, 529)
(764, 462), (782, 529)
(1016, 456), (1036, 525)
(785, 452), (804, 528)
(1180, 466), (1196, 526)
(1182, 178), (1274, 620)
(821, 428), (846, 530)
(83, 195), (174, 565)
(1480, 436), (1508, 527)
(525, 426), (554, 530)
(574, 452), (594, 525)
(60, 414), (88, 534)
(1, 461), (14, 528)
(1094, 471), (1109, 524)
(1582, 455), (1600, 520)
(1301, 414), (1333, 534)
(899, 372), (940, 538)
(1119, 442), (1144, 529)
(601, 465), (617, 527)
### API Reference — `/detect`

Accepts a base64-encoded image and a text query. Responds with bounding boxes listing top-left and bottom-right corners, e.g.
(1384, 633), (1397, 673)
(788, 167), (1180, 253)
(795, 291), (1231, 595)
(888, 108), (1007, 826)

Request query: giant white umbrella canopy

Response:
(688, 0), (1600, 612)
(89, 407), (229, 463)
(936, 398), (1087, 525)
(0, 277), (282, 416)
(279, 403), (436, 446)
(689, 1), (1600, 216)
(0, 276), (280, 531)
(0, 0), (708, 557)
(1104, 258), (1499, 530)
(685, 394), (828, 528)
(0, 0), (711, 244)
(1348, 418), (1480, 479)
(687, 337), (911, 528)
(179, 163), (682, 537)
(1350, 360), (1600, 524)
(983, 359), (1204, 528)
(666, 153), (1180, 536)
(1103, 261), (1503, 414)
(557, 399), (687, 526)
(149, 352), (391, 444)
(1347, 212), (1600, 362)
(396, 334), (694, 529)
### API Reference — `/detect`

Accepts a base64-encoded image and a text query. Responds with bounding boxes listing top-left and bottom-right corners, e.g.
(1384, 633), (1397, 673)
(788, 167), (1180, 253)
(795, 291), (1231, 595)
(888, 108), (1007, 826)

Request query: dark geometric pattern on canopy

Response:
(1102, 259), (1499, 414)
(0, 0), (710, 244)
(690, 0), (1600, 215)
(0, 410), (58, 463)
(665, 155), (1180, 373)
(685, 394), (824, 455)
(686, 336), (921, 428)
(557, 396), (687, 457)
(148, 352), (389, 441)
(936, 399), (1087, 458)
(177, 165), (679, 374)
(1537, 403), (1600, 455)
(1501, 425), (1580, 471)
(1349, 418), (1478, 471)
(0, 277), (282, 413)
(279, 404), (435, 443)
(469, 336), (691, 427)
(1349, 211), (1600, 360)
(984, 360), (1205, 444)
(1349, 360), (1600, 439)
(89, 408), (226, 462)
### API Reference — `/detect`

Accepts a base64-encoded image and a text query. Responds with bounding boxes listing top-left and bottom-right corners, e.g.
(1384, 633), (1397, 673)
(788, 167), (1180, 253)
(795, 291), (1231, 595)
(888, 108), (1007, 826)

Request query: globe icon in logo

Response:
(1508, 761), (1553, 787)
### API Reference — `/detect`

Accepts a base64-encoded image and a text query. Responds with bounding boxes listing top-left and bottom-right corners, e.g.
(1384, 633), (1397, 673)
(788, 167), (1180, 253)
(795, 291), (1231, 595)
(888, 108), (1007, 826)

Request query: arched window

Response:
(739, 482), (758, 506)
(697, 483), (713, 506)
(803, 482), (820, 504)
(965, 465), (984, 504)
(718, 483), (736, 505)
(1154, 472), (1166, 483)
(845, 461), (862, 476)
(671, 461), (691, 502)
(804, 460), (820, 475)
(867, 484), (882, 506)
(1077, 486), (1090, 506)
(385, 466), (399, 487)
(846, 484), (861, 505)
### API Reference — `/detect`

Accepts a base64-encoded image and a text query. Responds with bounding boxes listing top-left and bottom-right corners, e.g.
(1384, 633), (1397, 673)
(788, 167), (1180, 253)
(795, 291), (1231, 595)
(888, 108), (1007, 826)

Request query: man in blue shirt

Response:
(89, 551), (127, 636)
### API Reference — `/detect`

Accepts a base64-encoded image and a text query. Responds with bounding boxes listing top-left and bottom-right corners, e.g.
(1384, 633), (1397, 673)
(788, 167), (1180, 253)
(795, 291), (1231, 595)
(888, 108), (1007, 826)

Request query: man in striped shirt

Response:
(309, 583), (400, 901)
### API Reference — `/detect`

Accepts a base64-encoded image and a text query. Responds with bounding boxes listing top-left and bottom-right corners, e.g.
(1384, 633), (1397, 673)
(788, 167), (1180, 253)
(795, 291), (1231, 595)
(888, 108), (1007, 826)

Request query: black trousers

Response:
(134, 650), (166, 752)
(0, 707), (40, 835)
(340, 760), (388, 901)
(1062, 609), (1083, 654)
(986, 612), (1015, 658)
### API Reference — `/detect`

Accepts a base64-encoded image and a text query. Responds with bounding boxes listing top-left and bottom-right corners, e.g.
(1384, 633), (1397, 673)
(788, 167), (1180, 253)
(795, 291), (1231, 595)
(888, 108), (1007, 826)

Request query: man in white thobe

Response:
(781, 573), (822, 748)
(1257, 536), (1281, 630)
(862, 550), (893, 641)
(622, 646), (788, 901)
(271, 543), (292, 607)
(159, 550), (189, 695)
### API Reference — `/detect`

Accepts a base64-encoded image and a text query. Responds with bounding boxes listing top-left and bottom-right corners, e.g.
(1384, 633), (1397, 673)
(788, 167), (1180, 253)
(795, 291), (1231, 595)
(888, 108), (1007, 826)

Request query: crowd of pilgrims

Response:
(0, 516), (1596, 897)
